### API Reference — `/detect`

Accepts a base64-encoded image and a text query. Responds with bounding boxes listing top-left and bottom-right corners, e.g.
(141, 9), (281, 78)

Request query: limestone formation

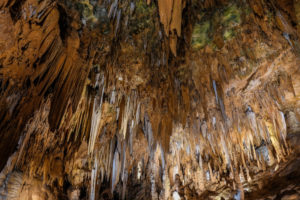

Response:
(0, 0), (299, 199)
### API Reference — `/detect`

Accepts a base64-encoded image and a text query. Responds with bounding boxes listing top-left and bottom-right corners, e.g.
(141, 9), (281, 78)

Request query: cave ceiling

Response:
(0, 0), (300, 199)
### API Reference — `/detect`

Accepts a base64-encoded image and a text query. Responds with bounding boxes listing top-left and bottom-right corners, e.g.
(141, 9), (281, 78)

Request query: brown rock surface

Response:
(0, 0), (299, 199)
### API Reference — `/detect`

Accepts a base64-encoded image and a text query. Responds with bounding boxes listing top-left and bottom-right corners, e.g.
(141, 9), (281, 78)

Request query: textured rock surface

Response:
(0, 0), (300, 199)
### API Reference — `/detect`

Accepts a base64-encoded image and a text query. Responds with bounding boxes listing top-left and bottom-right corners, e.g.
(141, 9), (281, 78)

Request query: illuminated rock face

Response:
(0, 0), (300, 199)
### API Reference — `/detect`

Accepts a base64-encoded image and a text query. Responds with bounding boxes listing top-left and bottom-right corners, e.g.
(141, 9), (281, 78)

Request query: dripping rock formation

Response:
(0, 0), (300, 199)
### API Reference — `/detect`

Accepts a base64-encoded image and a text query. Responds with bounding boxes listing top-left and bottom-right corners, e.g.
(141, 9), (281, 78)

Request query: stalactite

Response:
(111, 149), (120, 193)
(0, 0), (299, 199)
(120, 96), (131, 139)
(162, 168), (170, 200)
(90, 155), (98, 200)
(88, 74), (105, 155)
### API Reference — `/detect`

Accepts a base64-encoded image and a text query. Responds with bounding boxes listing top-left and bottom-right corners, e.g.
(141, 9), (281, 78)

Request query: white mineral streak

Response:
(111, 150), (120, 193)
(90, 155), (98, 200)
(88, 74), (105, 155)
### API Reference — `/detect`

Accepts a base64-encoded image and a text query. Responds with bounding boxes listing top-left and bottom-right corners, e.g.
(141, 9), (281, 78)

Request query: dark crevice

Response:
(9, 0), (26, 23)
(57, 4), (69, 43)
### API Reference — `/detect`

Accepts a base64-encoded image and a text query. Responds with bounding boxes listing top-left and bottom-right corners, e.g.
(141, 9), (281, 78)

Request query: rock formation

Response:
(0, 0), (299, 199)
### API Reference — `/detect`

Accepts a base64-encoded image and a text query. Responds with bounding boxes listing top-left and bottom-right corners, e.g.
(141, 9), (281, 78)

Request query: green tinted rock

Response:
(191, 21), (211, 49)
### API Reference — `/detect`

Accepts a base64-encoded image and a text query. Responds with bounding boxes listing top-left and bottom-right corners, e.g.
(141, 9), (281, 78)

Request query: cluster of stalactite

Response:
(82, 63), (297, 200)
(0, 0), (300, 199)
